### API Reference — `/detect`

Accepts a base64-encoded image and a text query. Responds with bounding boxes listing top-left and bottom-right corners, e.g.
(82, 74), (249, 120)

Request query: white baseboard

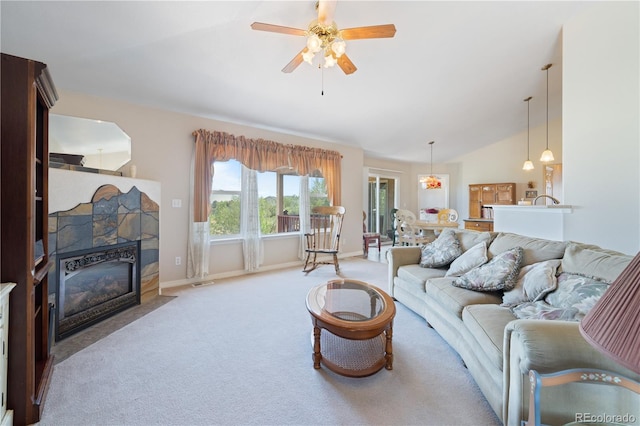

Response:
(159, 251), (365, 292)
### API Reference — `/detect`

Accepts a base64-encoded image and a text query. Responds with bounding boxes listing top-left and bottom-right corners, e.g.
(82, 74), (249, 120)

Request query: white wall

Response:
(52, 91), (365, 286)
(446, 118), (563, 222)
(562, 1), (639, 254)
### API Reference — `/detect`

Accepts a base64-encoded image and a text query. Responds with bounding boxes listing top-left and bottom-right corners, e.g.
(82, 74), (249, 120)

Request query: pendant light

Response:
(522, 96), (534, 171)
(539, 63), (555, 162)
(419, 141), (442, 189)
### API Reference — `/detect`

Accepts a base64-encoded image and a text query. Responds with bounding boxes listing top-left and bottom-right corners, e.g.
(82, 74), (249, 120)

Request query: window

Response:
(210, 160), (241, 237)
(209, 160), (329, 238)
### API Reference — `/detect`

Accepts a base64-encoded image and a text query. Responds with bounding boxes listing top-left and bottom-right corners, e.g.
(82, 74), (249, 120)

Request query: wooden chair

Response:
(525, 368), (640, 426)
(395, 209), (434, 246)
(303, 206), (346, 273)
(362, 211), (381, 256)
(437, 208), (459, 224)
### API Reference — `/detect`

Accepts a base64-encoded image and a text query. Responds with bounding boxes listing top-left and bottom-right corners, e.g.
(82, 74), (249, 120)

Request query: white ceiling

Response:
(1, 1), (594, 163)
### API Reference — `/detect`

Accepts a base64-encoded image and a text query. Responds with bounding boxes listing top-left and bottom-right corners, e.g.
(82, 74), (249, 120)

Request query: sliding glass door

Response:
(367, 175), (397, 241)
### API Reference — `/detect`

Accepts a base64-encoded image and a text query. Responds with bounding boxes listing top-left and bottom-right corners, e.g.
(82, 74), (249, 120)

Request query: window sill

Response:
(210, 232), (299, 245)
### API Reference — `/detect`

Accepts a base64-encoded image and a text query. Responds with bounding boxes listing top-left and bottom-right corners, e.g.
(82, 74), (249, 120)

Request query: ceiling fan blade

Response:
(282, 48), (309, 73)
(337, 54), (357, 75)
(317, 0), (337, 26)
(250, 22), (306, 37)
(341, 24), (397, 40)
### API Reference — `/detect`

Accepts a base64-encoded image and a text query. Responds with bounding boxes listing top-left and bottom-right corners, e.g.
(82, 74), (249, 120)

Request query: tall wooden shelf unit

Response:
(465, 183), (516, 232)
(1, 53), (58, 425)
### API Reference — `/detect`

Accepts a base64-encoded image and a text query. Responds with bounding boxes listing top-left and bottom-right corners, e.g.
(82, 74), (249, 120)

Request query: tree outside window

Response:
(209, 160), (329, 237)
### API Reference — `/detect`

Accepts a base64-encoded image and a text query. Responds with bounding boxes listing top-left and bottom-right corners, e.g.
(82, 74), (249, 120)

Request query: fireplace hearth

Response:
(56, 241), (140, 340)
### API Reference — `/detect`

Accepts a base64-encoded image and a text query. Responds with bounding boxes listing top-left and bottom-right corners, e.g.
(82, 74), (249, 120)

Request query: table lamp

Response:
(580, 251), (640, 374)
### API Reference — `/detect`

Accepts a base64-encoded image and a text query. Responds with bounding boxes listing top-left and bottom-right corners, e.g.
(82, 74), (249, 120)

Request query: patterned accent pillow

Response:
(419, 229), (462, 268)
(453, 247), (523, 291)
(511, 272), (609, 321)
(445, 241), (488, 277)
(501, 259), (561, 307)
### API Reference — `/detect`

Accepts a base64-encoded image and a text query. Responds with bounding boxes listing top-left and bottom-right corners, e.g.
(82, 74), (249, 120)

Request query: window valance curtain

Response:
(191, 129), (342, 221)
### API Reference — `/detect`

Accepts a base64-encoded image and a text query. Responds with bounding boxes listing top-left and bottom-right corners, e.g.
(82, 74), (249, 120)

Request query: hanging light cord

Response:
(526, 97), (531, 158)
(543, 63), (552, 150)
(546, 66), (549, 149)
(429, 141), (434, 175)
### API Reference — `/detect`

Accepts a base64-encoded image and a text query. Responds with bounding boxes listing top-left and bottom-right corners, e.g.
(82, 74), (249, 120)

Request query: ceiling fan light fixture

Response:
(323, 53), (337, 68)
(306, 34), (323, 53)
(331, 38), (346, 57)
(302, 50), (315, 64)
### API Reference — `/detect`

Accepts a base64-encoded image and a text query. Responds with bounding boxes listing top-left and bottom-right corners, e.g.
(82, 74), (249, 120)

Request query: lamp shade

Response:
(540, 149), (554, 162)
(522, 160), (534, 171)
(580, 251), (640, 374)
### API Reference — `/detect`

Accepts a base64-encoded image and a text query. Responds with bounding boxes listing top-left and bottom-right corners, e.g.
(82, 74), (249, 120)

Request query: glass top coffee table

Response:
(305, 279), (396, 377)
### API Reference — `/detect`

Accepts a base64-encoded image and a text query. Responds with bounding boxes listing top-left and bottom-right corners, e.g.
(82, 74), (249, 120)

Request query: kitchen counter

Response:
(487, 204), (573, 240)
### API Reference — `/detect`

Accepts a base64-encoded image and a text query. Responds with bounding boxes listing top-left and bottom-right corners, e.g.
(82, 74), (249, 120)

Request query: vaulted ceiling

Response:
(1, 1), (594, 163)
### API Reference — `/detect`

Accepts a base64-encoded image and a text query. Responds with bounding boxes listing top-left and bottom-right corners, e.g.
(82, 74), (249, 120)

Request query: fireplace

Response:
(48, 180), (160, 341)
(55, 241), (141, 340)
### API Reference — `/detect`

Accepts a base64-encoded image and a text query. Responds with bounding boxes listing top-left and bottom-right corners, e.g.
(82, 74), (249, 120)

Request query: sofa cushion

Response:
(462, 304), (516, 372)
(419, 229), (462, 268)
(501, 259), (561, 307)
(453, 247), (523, 292)
(426, 277), (502, 319)
(512, 272), (609, 321)
(454, 229), (494, 253)
(397, 264), (447, 289)
(561, 242), (632, 283)
(488, 232), (566, 267)
(445, 241), (488, 277)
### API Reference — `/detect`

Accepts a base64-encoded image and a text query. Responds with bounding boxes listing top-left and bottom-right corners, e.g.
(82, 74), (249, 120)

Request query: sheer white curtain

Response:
(187, 152), (210, 279)
(241, 165), (262, 271)
(298, 175), (310, 260)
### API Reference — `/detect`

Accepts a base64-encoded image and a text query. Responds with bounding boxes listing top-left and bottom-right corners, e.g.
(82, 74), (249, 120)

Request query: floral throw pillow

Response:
(511, 272), (609, 321)
(419, 229), (462, 268)
(445, 241), (488, 277)
(453, 247), (523, 291)
(501, 259), (561, 307)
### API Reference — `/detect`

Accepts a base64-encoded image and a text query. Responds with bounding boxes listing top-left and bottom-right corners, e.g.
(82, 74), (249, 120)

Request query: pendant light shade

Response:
(540, 63), (554, 162)
(522, 96), (534, 171)
(419, 141), (442, 189)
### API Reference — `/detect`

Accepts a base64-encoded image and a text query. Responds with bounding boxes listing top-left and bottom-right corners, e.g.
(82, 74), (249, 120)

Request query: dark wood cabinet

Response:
(1, 53), (58, 426)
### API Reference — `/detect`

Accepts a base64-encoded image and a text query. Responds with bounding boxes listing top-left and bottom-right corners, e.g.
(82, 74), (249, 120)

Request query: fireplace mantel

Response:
(49, 168), (161, 214)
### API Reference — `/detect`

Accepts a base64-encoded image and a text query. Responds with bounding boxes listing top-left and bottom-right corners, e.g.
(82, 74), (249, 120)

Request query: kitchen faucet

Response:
(533, 194), (560, 205)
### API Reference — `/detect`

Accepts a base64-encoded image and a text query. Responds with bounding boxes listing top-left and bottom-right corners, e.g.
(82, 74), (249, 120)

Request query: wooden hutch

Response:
(465, 183), (515, 232)
(1, 53), (58, 425)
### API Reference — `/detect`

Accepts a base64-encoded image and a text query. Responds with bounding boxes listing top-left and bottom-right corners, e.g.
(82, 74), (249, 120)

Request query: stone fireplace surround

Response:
(49, 168), (160, 339)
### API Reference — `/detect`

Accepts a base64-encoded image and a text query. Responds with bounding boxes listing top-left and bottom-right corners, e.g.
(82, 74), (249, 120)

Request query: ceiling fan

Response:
(250, 0), (396, 75)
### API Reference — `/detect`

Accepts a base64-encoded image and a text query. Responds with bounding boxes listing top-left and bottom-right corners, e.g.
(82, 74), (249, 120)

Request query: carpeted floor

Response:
(37, 256), (501, 426)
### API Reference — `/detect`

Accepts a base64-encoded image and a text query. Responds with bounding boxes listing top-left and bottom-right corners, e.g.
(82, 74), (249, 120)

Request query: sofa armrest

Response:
(386, 246), (421, 297)
(503, 319), (639, 425)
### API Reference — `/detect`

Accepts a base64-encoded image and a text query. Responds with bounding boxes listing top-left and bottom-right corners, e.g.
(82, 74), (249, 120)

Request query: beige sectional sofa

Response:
(387, 230), (639, 425)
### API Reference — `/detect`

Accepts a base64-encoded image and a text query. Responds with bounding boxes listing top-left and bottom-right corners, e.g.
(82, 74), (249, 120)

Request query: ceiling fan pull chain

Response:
(321, 64), (324, 96)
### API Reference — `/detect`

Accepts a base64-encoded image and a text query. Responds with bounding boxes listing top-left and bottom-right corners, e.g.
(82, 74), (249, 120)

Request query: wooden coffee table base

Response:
(306, 279), (396, 378)
(312, 324), (393, 378)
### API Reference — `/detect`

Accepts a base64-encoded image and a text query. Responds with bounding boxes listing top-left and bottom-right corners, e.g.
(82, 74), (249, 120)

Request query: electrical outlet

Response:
(175, 256), (181, 266)
(172, 199), (182, 208)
